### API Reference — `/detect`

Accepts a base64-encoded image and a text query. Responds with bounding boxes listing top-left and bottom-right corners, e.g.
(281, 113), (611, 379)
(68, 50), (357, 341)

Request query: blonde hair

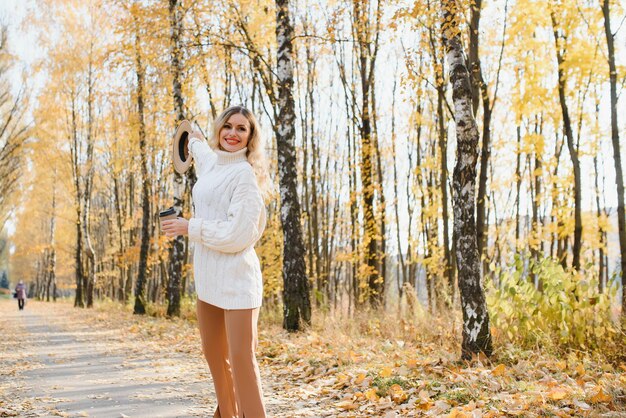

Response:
(209, 106), (271, 199)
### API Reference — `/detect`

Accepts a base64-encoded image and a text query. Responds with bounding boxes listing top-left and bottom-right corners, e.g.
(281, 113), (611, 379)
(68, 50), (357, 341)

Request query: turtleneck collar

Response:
(215, 147), (248, 165)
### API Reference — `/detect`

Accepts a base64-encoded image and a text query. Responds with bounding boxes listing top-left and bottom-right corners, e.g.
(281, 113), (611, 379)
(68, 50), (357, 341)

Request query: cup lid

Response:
(159, 207), (176, 217)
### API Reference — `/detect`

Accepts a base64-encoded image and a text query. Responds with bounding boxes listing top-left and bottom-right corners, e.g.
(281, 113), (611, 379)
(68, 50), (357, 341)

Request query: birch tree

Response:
(276, 0), (311, 330)
(166, 0), (185, 317)
(441, 0), (492, 359)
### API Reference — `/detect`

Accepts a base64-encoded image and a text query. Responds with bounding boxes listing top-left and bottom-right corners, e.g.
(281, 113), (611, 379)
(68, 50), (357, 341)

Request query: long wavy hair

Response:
(208, 106), (271, 199)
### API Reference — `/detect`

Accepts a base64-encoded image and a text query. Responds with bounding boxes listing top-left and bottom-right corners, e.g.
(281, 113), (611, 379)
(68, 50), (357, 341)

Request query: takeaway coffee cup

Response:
(159, 207), (178, 230)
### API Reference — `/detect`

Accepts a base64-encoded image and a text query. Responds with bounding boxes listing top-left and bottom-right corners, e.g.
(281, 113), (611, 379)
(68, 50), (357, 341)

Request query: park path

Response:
(0, 299), (327, 418)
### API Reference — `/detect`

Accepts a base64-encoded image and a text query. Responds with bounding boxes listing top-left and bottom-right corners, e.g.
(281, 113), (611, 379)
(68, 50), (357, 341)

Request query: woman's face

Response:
(219, 113), (250, 152)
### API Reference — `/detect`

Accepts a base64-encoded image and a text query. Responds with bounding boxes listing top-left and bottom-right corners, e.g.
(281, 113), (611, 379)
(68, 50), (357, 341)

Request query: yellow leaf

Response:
(354, 372), (366, 385)
(575, 364), (585, 376)
(333, 373), (350, 389)
(417, 401), (433, 410)
(448, 409), (468, 418)
(491, 364), (507, 376)
(389, 383), (408, 404)
(548, 388), (569, 401)
(336, 400), (358, 410)
(365, 388), (379, 402)
(407, 358), (418, 368)
(418, 390), (431, 401)
(589, 387), (612, 404)
(350, 350), (362, 363)
(379, 367), (393, 378)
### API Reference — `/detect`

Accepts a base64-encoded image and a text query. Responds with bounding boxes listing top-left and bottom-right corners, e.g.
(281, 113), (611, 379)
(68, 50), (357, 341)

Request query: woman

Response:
(162, 106), (268, 418)
(15, 280), (27, 310)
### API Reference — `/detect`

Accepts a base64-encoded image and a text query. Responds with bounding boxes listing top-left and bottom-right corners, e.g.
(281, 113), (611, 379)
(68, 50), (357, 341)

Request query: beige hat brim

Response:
(172, 120), (193, 174)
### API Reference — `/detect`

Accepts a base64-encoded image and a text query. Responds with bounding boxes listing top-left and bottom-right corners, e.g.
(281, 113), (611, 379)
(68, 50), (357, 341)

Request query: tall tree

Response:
(550, 5), (582, 270)
(601, 0), (625, 320)
(166, 0), (186, 317)
(83, 44), (97, 308)
(352, 0), (385, 306)
(0, 26), (28, 232)
(68, 89), (86, 308)
(441, 0), (493, 359)
(133, 9), (150, 315)
(470, 0), (508, 262)
(276, 0), (311, 330)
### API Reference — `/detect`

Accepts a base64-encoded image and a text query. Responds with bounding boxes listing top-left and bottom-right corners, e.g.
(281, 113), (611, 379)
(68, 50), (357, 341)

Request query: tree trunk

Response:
(276, 0), (311, 331)
(70, 93), (85, 308)
(426, 10), (453, 305)
(47, 178), (57, 302)
(437, 85), (453, 299)
(371, 73), (387, 307)
(530, 115), (544, 288)
(515, 125), (521, 245)
(352, 0), (383, 306)
(133, 16), (150, 316)
(390, 76), (407, 293)
(551, 11), (582, 270)
(594, 155), (607, 293)
(441, 0), (493, 359)
(601, 0), (625, 320)
(166, 0), (186, 318)
(84, 56), (96, 308)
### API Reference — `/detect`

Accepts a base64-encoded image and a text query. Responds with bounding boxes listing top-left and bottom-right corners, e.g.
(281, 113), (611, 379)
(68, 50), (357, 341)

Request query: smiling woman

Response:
(161, 105), (269, 418)
(219, 113), (250, 152)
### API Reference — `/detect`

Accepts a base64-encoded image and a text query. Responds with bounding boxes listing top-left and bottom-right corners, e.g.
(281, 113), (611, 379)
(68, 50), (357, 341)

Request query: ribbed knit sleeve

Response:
(188, 134), (214, 173)
(188, 179), (265, 253)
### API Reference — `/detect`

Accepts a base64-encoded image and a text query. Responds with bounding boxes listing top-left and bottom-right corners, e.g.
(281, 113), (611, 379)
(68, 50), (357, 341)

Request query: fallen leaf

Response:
(588, 387), (612, 404)
(354, 372), (366, 385)
(380, 367), (393, 378)
(365, 388), (379, 402)
(448, 408), (469, 418)
(336, 400), (358, 410)
(389, 383), (408, 404)
(491, 364), (507, 376)
(547, 387), (569, 401)
(575, 364), (585, 376)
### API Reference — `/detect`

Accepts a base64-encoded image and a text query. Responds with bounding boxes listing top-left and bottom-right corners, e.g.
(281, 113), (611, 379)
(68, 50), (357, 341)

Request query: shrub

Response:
(487, 256), (620, 353)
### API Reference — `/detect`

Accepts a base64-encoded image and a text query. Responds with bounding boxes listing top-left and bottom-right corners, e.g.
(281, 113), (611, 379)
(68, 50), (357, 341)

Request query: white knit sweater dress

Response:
(186, 136), (266, 310)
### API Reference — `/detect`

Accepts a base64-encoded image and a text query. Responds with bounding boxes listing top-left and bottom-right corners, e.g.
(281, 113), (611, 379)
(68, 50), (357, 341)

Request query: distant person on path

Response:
(15, 280), (27, 310)
(162, 106), (268, 418)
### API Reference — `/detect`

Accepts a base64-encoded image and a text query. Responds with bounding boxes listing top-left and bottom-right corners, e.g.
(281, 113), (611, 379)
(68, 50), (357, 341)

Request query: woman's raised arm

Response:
(187, 131), (214, 173)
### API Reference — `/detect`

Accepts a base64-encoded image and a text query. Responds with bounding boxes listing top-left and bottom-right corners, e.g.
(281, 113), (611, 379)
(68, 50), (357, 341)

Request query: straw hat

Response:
(172, 120), (193, 174)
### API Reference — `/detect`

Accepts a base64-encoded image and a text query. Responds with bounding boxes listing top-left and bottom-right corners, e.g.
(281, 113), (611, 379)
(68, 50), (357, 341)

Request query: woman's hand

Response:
(161, 217), (189, 237)
(189, 130), (204, 141)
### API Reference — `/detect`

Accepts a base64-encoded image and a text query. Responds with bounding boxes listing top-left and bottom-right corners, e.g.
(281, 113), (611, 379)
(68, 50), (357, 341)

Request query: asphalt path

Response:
(0, 299), (318, 418)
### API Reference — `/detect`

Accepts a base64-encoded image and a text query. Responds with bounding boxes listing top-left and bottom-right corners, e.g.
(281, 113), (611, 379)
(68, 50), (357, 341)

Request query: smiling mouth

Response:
(225, 138), (239, 145)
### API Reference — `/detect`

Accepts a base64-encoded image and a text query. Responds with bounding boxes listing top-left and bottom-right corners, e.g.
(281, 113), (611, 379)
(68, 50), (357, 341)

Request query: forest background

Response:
(0, 0), (625, 371)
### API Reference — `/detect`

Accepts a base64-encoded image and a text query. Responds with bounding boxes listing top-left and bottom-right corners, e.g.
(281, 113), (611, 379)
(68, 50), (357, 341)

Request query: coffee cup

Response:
(159, 207), (178, 230)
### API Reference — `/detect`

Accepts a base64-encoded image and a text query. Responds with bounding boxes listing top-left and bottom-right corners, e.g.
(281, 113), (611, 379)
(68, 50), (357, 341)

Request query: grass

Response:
(372, 376), (414, 397)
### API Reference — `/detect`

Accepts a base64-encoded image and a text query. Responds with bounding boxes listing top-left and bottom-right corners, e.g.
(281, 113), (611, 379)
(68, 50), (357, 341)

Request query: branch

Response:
(490, 0), (509, 112)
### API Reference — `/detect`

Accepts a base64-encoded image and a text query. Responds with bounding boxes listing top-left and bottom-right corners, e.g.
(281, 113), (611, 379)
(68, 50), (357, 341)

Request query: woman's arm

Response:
(187, 180), (265, 253)
(187, 131), (214, 173)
